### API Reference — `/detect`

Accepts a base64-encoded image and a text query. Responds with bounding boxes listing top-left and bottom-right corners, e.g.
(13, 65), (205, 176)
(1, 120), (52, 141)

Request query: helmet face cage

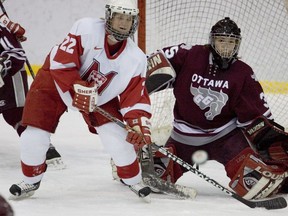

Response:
(210, 34), (241, 59)
(209, 17), (242, 60)
(105, 4), (139, 41)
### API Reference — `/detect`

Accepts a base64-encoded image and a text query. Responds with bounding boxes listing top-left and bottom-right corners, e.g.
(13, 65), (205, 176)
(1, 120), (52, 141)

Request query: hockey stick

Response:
(93, 105), (197, 199)
(93, 105), (287, 209)
(0, 1), (35, 79)
(153, 145), (287, 210)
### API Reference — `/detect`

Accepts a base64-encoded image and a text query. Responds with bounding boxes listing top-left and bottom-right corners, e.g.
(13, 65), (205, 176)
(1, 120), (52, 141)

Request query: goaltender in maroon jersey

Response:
(149, 17), (288, 200)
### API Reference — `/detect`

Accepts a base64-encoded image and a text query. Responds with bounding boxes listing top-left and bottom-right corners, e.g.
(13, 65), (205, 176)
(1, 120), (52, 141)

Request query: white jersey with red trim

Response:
(46, 17), (150, 117)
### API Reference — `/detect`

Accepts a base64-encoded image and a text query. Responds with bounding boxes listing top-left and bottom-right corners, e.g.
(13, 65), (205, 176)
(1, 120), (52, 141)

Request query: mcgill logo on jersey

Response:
(82, 60), (117, 95)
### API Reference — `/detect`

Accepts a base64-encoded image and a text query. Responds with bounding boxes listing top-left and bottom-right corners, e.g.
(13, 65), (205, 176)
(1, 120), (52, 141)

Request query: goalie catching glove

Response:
(126, 117), (152, 150)
(72, 80), (98, 113)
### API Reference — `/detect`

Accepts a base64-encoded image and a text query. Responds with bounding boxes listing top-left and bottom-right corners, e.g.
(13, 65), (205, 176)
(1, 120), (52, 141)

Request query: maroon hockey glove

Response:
(72, 80), (98, 113)
(0, 14), (26, 42)
(126, 117), (152, 150)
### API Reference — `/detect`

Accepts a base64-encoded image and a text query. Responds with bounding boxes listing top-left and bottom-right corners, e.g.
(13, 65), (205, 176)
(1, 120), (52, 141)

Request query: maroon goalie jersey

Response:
(161, 44), (272, 144)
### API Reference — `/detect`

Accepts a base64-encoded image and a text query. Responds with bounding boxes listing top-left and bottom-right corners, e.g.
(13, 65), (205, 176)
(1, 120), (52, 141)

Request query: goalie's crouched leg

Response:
(225, 148), (288, 199)
(153, 144), (183, 183)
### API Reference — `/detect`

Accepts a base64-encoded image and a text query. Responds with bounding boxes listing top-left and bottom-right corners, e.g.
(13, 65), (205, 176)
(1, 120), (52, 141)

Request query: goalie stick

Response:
(93, 106), (197, 200)
(93, 105), (286, 209)
(0, 0), (35, 79)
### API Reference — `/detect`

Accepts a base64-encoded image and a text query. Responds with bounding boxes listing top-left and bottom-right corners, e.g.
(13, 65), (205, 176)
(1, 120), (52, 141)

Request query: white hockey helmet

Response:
(105, 0), (139, 41)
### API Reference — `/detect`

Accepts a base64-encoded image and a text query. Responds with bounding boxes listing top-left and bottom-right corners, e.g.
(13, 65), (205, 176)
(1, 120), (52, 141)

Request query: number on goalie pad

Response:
(245, 116), (288, 166)
(229, 154), (288, 200)
(146, 50), (176, 94)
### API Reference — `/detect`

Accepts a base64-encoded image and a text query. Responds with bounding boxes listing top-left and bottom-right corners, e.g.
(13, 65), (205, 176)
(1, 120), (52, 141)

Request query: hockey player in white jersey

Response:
(9, 0), (152, 201)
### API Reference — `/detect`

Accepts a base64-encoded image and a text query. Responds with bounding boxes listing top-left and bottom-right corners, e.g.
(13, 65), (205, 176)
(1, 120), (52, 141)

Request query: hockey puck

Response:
(192, 150), (208, 165)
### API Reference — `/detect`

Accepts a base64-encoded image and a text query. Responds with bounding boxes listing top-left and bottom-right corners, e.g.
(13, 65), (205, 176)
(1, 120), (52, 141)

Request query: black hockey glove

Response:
(244, 116), (288, 167)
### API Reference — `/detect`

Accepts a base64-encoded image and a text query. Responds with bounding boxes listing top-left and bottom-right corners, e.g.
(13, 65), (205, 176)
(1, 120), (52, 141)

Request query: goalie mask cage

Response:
(137, 0), (288, 145)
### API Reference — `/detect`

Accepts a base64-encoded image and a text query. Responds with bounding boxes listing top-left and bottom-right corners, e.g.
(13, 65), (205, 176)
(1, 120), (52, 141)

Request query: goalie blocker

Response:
(146, 50), (176, 94)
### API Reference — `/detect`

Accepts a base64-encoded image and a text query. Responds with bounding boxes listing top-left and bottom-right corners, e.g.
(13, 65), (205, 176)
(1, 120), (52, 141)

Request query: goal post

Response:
(138, 0), (288, 144)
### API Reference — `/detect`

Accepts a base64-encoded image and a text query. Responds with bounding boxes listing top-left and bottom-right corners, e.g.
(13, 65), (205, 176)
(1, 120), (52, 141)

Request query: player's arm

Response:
(118, 59), (152, 150)
(234, 69), (273, 127)
(121, 77), (152, 149)
(48, 27), (96, 112)
(0, 27), (26, 87)
(0, 13), (26, 42)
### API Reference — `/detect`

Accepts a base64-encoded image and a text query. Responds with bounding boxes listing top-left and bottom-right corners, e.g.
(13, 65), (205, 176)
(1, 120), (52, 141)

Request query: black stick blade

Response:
(254, 197), (287, 210)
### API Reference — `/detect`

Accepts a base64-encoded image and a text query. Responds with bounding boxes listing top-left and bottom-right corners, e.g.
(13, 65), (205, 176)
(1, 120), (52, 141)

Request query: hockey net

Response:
(138, 0), (288, 145)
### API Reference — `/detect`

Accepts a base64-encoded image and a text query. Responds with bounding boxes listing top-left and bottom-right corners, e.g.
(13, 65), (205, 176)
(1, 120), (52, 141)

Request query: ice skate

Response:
(9, 181), (40, 200)
(46, 144), (66, 170)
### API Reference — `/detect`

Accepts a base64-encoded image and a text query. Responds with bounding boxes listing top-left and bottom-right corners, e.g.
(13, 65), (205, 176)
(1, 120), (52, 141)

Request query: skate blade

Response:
(9, 191), (36, 200)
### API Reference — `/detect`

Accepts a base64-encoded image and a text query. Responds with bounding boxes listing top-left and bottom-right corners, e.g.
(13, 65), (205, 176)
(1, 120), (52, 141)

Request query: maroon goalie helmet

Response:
(0, 195), (14, 216)
(209, 17), (242, 70)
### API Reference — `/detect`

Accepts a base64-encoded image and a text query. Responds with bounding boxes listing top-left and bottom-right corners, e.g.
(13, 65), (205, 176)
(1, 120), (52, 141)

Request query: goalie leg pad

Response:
(153, 145), (184, 183)
(228, 153), (288, 200)
(153, 147), (175, 183)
